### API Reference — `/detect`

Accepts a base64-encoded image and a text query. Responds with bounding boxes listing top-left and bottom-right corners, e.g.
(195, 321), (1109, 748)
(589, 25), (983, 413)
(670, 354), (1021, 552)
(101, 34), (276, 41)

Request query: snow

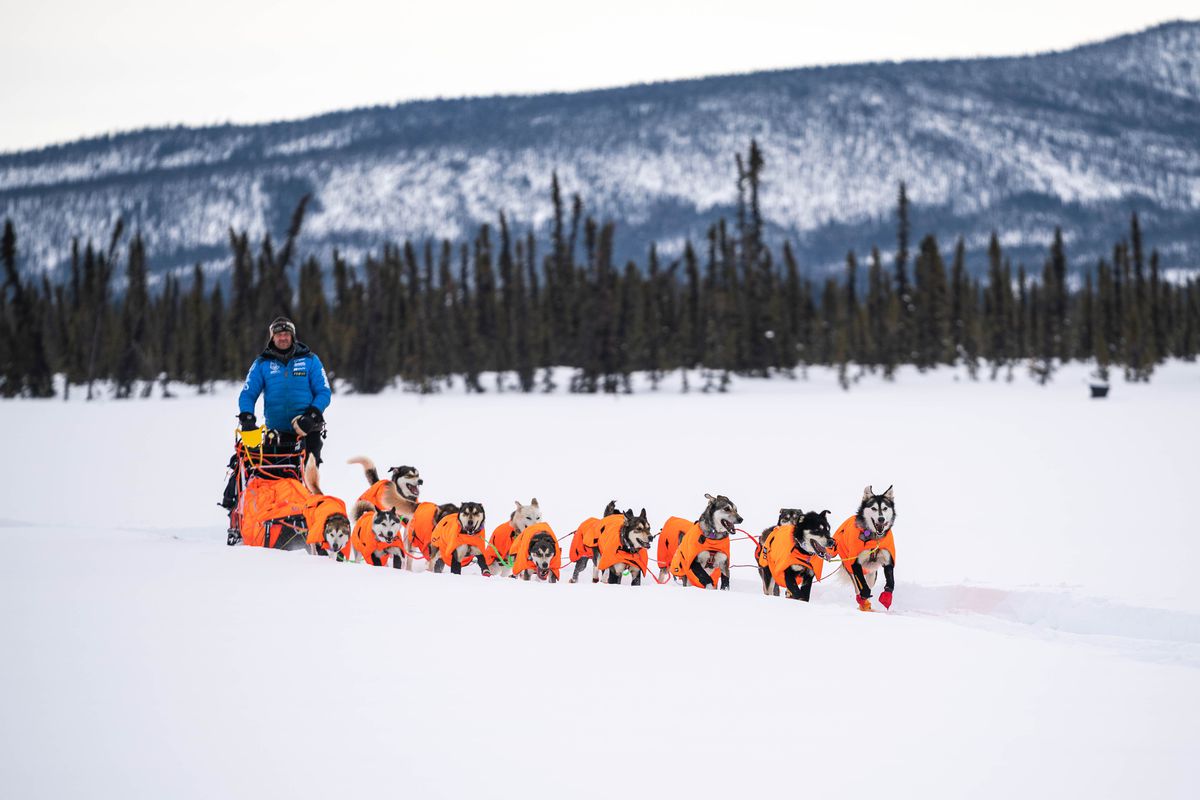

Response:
(2, 362), (1198, 798)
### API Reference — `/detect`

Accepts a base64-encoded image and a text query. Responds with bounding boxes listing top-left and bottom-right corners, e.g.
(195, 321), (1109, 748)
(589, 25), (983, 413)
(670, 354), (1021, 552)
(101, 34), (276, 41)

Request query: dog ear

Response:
(514, 500), (522, 510)
(704, 493), (716, 502)
(531, 497), (539, 507)
(883, 485), (895, 501)
(639, 508), (647, 519)
(820, 509), (831, 517)
(862, 485), (873, 500)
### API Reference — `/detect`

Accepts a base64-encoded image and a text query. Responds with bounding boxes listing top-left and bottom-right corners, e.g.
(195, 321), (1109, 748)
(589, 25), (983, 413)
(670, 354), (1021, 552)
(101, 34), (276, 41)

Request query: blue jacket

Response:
(238, 342), (331, 431)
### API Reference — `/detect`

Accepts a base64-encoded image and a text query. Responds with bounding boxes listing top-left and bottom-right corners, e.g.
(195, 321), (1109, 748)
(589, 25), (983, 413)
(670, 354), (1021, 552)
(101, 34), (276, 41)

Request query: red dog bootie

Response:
(856, 595), (873, 612)
(879, 591), (893, 610)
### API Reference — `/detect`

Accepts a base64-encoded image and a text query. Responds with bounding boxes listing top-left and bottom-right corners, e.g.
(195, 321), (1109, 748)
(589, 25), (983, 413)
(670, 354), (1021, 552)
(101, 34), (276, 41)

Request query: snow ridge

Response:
(1, 21), (1198, 277)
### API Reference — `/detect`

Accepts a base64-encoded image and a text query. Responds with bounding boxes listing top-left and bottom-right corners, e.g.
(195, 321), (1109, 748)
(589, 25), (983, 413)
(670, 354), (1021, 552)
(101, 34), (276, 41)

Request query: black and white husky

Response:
(353, 501), (407, 568)
(521, 529), (560, 583)
(429, 502), (488, 575)
(846, 485), (897, 600)
(593, 508), (653, 586)
(758, 510), (834, 601)
(683, 493), (742, 590)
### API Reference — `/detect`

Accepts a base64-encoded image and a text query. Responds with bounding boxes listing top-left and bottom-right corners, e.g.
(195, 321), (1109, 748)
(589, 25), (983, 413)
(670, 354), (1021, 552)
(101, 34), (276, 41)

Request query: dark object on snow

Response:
(1089, 383), (1110, 399)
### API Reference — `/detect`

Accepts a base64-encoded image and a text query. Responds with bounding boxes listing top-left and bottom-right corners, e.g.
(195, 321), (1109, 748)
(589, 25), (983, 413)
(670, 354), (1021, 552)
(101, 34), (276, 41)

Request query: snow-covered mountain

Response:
(2, 21), (1198, 278)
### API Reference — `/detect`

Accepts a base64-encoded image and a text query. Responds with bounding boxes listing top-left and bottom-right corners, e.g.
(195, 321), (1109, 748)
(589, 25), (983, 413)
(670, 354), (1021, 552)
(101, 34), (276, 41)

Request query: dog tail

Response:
(303, 453), (323, 495)
(347, 456), (379, 485)
(352, 500), (375, 523)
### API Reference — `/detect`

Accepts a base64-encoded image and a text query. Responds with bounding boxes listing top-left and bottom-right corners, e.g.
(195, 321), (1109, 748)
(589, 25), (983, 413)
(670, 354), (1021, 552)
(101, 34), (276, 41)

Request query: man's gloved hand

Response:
(294, 406), (324, 436)
(238, 412), (257, 431)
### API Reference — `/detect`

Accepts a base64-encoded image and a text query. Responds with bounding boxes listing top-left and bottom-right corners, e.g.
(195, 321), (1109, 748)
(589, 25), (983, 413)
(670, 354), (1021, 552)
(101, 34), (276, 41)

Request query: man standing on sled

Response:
(220, 317), (331, 512)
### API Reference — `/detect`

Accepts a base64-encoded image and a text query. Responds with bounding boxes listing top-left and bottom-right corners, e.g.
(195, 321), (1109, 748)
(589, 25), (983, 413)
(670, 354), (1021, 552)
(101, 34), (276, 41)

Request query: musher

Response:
(219, 316), (331, 510)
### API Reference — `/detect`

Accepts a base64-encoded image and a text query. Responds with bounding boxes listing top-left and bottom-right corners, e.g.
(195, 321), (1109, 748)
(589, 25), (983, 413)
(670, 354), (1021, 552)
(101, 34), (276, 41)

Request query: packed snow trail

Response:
(2, 364), (1198, 798)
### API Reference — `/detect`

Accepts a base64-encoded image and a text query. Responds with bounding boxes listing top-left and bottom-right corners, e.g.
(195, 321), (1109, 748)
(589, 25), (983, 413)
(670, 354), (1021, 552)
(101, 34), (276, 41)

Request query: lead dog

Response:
(832, 485), (897, 611)
(756, 510), (835, 600)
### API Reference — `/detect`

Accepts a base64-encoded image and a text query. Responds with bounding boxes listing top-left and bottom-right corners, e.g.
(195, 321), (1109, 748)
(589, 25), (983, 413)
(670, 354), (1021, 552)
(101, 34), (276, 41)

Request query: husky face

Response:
(528, 531), (557, 580)
(620, 508), (653, 551)
(777, 508), (803, 527)
(856, 485), (896, 537)
(372, 508), (405, 544)
(511, 498), (542, 532)
(701, 493), (743, 539)
(323, 514), (351, 554)
(458, 502), (486, 535)
(388, 466), (423, 502)
(794, 510), (835, 556)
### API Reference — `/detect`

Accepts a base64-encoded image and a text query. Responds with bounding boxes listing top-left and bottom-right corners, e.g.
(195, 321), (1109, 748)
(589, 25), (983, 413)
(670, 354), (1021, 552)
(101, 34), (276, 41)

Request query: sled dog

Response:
(592, 508), (653, 586)
(302, 454), (351, 559)
(429, 502), (490, 575)
(756, 509), (834, 600)
(669, 494), (742, 590)
(832, 485), (897, 611)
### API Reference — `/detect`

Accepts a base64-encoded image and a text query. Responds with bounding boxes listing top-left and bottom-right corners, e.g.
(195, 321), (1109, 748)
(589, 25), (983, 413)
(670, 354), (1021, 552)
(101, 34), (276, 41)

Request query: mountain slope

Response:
(2, 21), (1198, 277)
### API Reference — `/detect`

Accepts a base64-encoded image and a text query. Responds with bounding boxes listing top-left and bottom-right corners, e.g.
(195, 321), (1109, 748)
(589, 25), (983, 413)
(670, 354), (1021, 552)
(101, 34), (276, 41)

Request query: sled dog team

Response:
(300, 454), (898, 611)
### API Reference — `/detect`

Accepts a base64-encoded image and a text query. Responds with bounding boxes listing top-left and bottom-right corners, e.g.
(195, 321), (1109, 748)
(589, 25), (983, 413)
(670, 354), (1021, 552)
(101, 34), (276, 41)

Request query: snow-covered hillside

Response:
(2, 364), (1198, 798)
(2, 22), (1198, 278)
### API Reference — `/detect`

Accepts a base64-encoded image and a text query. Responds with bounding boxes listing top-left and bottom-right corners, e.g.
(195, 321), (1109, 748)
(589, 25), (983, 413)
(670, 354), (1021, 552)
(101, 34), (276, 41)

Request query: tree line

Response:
(2, 142), (1198, 399)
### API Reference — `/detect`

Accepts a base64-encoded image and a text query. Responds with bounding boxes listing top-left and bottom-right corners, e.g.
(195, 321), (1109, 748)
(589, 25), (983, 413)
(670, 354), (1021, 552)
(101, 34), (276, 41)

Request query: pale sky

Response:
(2, 0), (1196, 153)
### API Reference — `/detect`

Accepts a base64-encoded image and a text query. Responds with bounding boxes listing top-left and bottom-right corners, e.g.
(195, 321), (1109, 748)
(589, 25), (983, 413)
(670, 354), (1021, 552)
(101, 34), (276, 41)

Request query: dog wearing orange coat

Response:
(593, 508), (654, 586)
(668, 494), (743, 590)
(428, 502), (490, 576)
(301, 455), (352, 561)
(567, 500), (619, 584)
(833, 485), (897, 611)
(756, 510), (835, 600)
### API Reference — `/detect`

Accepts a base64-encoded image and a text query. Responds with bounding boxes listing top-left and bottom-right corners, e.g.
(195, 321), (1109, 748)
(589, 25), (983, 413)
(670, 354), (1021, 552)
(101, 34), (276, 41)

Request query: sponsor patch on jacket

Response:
(293, 363), (307, 376)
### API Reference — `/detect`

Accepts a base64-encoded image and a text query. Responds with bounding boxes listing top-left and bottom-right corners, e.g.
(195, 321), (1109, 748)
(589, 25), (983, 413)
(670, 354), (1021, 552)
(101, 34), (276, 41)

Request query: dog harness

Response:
(757, 524), (826, 586)
(670, 526), (731, 587)
(656, 516), (694, 570)
(407, 501), (439, 558)
(350, 510), (401, 565)
(510, 522), (561, 580)
(833, 516), (896, 566)
(431, 514), (491, 567)
(303, 493), (351, 558)
(238, 476), (311, 547)
(595, 520), (650, 575)
(568, 516), (606, 562)
(359, 479), (398, 511)
(489, 521), (517, 562)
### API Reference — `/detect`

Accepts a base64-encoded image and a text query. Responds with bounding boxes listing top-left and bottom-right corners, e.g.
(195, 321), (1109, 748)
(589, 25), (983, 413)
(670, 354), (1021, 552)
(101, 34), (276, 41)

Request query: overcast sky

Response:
(2, 0), (1196, 153)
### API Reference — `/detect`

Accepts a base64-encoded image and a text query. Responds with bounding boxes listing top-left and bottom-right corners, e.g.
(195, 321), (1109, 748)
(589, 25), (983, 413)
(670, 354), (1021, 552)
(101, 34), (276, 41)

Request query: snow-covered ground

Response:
(2, 363), (1198, 798)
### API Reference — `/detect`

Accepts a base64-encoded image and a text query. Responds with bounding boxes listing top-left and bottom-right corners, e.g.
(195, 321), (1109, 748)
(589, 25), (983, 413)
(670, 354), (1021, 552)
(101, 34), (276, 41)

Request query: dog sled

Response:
(226, 428), (311, 550)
